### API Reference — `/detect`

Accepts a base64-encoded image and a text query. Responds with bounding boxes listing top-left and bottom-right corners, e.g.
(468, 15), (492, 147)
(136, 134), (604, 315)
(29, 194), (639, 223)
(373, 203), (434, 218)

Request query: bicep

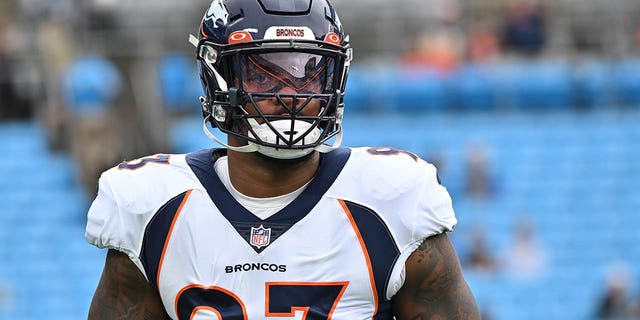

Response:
(392, 233), (480, 320)
(88, 249), (171, 320)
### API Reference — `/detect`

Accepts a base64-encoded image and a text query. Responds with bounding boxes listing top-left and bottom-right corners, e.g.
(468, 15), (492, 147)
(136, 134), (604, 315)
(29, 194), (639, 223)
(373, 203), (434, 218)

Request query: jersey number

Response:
(176, 282), (349, 320)
(118, 154), (170, 170)
(366, 147), (418, 161)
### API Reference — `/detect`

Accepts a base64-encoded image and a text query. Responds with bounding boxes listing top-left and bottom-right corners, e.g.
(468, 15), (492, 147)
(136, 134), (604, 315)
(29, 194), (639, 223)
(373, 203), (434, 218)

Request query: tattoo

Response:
(144, 308), (167, 320)
(393, 234), (480, 320)
(89, 250), (170, 320)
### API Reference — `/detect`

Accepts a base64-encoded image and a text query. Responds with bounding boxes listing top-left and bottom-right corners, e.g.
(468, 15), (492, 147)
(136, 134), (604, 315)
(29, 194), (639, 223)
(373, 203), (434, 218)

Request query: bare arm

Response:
(392, 233), (481, 320)
(88, 249), (171, 320)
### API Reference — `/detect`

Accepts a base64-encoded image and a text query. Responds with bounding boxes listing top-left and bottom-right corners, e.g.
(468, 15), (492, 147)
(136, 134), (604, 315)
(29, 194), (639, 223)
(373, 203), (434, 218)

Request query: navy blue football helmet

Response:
(192, 0), (352, 159)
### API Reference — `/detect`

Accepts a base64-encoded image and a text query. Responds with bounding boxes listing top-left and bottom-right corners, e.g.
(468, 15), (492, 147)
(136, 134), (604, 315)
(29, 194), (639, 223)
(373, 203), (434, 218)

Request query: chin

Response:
(255, 150), (317, 167)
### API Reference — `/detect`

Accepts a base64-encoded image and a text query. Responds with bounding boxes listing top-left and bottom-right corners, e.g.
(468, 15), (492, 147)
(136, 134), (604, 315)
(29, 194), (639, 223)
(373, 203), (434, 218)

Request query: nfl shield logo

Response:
(250, 225), (271, 248)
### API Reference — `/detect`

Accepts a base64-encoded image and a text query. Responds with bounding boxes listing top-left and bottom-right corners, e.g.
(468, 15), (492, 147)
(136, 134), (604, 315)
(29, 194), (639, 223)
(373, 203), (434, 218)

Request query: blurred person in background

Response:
(464, 144), (497, 199)
(637, 24), (640, 50)
(0, 11), (33, 120)
(501, 0), (547, 56)
(463, 227), (497, 274)
(595, 261), (636, 319)
(466, 18), (501, 63)
(400, 30), (463, 75)
(502, 217), (547, 282)
(84, 0), (480, 318)
(63, 54), (124, 193)
(400, 0), (464, 74)
(35, 6), (77, 151)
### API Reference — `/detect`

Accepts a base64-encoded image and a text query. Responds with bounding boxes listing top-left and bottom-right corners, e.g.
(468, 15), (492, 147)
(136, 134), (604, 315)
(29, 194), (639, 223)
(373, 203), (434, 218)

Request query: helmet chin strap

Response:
(202, 115), (343, 159)
(202, 115), (259, 153)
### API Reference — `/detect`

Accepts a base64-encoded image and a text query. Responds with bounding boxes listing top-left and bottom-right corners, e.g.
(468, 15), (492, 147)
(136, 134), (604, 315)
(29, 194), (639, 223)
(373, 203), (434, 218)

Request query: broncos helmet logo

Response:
(205, 0), (229, 28)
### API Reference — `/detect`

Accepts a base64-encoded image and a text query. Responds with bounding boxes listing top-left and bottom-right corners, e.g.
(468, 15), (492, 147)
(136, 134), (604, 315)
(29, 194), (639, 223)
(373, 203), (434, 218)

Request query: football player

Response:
(86, 0), (480, 319)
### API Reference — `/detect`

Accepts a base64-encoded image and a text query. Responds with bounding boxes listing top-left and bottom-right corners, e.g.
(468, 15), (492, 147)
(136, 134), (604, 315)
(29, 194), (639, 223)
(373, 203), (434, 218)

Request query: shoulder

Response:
(342, 146), (440, 200)
(86, 152), (197, 257)
(336, 146), (456, 247)
(348, 146), (436, 175)
(103, 153), (185, 182)
(99, 153), (192, 206)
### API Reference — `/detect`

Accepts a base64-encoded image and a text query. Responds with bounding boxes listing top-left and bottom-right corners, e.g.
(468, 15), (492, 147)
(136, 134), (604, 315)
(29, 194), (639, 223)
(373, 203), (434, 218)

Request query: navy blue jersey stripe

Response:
(341, 200), (399, 319)
(139, 190), (192, 290)
(185, 148), (351, 253)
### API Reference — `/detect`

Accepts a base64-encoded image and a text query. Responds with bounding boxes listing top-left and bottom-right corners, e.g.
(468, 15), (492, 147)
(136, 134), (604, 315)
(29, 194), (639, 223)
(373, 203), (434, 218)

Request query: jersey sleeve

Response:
(85, 172), (123, 253)
(409, 161), (457, 240)
(382, 159), (457, 299)
(346, 148), (457, 241)
(342, 147), (458, 299)
(85, 163), (179, 274)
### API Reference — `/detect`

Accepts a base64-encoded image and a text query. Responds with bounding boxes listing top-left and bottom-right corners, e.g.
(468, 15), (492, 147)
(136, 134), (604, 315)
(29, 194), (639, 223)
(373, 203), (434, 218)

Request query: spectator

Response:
(62, 54), (124, 194)
(637, 24), (640, 50)
(464, 144), (496, 199)
(401, 29), (463, 75)
(501, 0), (547, 56)
(464, 227), (497, 274)
(467, 18), (501, 63)
(0, 282), (13, 310)
(37, 17), (76, 151)
(628, 299), (640, 319)
(596, 261), (634, 319)
(503, 218), (547, 282)
(0, 16), (32, 119)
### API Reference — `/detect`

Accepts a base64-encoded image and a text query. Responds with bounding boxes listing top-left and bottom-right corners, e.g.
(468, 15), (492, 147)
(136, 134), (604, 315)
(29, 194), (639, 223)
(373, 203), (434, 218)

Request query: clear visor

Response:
(237, 52), (335, 94)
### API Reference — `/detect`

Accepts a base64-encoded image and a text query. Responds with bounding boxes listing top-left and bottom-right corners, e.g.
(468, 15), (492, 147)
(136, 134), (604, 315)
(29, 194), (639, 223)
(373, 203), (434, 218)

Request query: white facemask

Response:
(203, 116), (342, 159)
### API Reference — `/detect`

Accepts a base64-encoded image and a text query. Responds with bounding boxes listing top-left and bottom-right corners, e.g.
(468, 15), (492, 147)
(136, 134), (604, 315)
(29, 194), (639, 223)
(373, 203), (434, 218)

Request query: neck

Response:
(226, 149), (321, 198)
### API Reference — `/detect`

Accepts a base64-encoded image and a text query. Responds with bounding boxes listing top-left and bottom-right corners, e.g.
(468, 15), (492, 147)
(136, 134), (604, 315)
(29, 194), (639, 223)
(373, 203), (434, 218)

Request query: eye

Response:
(248, 72), (271, 85)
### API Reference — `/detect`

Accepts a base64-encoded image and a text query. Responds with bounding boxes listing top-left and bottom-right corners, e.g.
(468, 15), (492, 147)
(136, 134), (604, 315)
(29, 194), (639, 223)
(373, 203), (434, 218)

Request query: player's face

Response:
(237, 52), (333, 119)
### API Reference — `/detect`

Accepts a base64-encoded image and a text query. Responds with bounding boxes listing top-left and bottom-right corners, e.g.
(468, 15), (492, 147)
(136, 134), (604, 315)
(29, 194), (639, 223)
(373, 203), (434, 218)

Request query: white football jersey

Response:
(86, 147), (457, 320)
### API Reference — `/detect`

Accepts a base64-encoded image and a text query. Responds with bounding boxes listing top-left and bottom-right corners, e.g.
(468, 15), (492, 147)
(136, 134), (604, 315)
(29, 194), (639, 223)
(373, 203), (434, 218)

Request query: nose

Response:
(272, 86), (303, 113)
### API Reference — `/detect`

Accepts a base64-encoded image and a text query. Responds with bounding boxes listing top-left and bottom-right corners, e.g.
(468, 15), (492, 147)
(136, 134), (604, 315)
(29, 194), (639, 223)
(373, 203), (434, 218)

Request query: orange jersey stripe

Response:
(338, 199), (378, 319)
(157, 189), (193, 289)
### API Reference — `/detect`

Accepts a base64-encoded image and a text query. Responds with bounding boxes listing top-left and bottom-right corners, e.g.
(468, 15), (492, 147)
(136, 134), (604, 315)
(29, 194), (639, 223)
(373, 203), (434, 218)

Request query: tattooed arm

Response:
(392, 233), (480, 320)
(88, 249), (171, 320)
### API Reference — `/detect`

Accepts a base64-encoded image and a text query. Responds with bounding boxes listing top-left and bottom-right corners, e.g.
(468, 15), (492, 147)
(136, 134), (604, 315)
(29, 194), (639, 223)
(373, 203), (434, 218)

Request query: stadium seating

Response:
(2, 59), (639, 319)
(386, 66), (451, 112)
(612, 59), (640, 106)
(62, 55), (123, 116)
(449, 64), (498, 110)
(573, 59), (617, 108)
(158, 53), (204, 114)
(0, 121), (103, 319)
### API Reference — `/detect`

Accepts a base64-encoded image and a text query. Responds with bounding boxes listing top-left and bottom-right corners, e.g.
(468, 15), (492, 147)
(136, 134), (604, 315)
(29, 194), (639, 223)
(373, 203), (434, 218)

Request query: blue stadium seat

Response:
(63, 55), (123, 115)
(343, 65), (376, 113)
(612, 59), (640, 106)
(158, 53), (203, 114)
(449, 64), (497, 110)
(386, 67), (450, 112)
(494, 61), (574, 109)
(573, 60), (616, 108)
(0, 120), (102, 320)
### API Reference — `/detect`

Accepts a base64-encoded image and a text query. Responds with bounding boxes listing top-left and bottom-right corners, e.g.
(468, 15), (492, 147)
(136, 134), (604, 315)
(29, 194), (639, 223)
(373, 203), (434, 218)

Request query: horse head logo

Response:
(205, 0), (229, 28)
